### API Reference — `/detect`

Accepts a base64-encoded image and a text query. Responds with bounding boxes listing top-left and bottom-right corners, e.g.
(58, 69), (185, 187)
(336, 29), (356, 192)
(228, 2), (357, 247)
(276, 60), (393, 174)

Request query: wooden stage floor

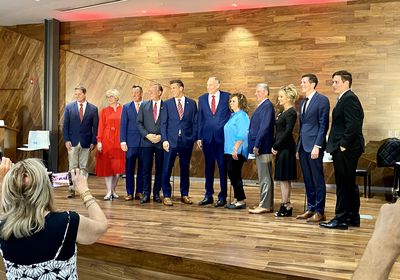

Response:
(53, 176), (400, 280)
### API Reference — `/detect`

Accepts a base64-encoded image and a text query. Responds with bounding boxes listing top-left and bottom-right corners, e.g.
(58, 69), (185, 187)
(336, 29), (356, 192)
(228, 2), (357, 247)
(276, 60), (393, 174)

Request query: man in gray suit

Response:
(136, 83), (164, 204)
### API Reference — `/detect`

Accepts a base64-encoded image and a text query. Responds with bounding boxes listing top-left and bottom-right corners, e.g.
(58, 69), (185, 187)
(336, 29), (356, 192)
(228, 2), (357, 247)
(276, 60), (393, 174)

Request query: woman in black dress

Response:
(272, 84), (298, 217)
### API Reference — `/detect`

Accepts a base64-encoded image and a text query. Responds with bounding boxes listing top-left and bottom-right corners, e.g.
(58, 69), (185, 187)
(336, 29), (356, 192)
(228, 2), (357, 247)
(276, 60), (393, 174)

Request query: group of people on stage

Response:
(62, 70), (364, 230)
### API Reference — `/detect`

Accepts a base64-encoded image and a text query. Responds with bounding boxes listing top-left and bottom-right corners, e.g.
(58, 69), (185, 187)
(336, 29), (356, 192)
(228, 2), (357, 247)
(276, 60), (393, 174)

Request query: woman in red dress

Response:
(95, 89), (125, 200)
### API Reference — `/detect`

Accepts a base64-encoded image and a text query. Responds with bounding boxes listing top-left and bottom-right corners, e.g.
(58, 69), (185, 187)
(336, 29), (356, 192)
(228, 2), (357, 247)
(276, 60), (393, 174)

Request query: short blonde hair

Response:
(279, 84), (298, 104)
(105, 89), (120, 101)
(1, 159), (55, 240)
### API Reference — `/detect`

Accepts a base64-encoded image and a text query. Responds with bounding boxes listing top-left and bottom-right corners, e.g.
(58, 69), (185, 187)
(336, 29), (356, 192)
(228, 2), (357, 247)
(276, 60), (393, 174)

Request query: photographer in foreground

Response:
(0, 157), (108, 279)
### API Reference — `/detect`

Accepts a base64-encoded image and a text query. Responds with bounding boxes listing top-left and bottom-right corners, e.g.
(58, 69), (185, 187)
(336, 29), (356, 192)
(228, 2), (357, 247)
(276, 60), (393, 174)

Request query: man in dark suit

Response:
(137, 83), (164, 204)
(120, 85), (144, 201)
(62, 85), (98, 198)
(248, 83), (275, 214)
(320, 70), (365, 230)
(160, 80), (198, 206)
(296, 74), (330, 223)
(197, 77), (230, 207)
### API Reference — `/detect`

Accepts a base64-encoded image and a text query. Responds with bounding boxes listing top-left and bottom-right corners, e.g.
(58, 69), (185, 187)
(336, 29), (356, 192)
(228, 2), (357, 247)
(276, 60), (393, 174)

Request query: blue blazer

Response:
(62, 101), (99, 148)
(120, 102), (142, 148)
(248, 99), (275, 155)
(161, 97), (198, 149)
(296, 92), (330, 153)
(197, 91), (230, 144)
(136, 100), (164, 148)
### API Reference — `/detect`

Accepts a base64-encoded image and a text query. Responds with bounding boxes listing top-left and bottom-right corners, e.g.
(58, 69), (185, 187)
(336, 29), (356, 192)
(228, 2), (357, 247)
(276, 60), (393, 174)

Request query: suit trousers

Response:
(299, 146), (326, 214)
(68, 143), (90, 191)
(202, 140), (227, 200)
(226, 154), (246, 201)
(256, 154), (274, 209)
(331, 149), (362, 221)
(125, 147), (143, 195)
(162, 140), (193, 198)
(141, 146), (163, 197)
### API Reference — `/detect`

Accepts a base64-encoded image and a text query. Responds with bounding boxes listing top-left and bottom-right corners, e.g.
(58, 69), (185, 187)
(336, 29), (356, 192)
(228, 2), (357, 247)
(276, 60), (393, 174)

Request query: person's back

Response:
(0, 158), (108, 279)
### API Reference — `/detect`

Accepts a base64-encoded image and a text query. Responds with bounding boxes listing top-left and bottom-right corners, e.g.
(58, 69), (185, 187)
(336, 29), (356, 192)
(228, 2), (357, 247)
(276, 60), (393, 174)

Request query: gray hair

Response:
(256, 83), (270, 95)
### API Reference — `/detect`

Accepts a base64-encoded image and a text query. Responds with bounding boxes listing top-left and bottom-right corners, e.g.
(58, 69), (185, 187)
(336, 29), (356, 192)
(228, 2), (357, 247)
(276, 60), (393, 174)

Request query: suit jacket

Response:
(297, 92), (330, 153)
(326, 89), (365, 154)
(161, 97), (198, 149)
(197, 91), (230, 144)
(137, 100), (163, 148)
(120, 101), (141, 148)
(62, 101), (99, 148)
(248, 99), (275, 154)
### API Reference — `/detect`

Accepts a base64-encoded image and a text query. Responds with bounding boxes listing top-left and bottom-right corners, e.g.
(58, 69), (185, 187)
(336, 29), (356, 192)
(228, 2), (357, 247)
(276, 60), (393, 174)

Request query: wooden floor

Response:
(51, 177), (400, 280)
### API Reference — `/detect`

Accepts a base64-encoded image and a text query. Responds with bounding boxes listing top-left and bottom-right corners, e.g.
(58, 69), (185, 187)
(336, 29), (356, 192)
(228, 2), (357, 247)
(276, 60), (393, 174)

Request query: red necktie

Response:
(153, 102), (157, 122)
(79, 103), (83, 122)
(177, 99), (183, 120)
(211, 95), (216, 115)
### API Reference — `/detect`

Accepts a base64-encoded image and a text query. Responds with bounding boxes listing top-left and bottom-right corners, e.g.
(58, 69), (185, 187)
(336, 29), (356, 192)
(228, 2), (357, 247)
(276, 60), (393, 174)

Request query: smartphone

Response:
(48, 172), (73, 187)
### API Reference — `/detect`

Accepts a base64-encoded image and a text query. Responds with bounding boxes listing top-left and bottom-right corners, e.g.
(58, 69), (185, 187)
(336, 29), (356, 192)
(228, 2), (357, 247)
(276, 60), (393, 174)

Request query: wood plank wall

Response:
(0, 27), (44, 158)
(2, 0), (400, 185)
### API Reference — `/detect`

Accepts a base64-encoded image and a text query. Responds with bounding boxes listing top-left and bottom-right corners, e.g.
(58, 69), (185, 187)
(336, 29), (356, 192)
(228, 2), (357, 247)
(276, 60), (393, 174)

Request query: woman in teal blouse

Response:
(223, 93), (250, 209)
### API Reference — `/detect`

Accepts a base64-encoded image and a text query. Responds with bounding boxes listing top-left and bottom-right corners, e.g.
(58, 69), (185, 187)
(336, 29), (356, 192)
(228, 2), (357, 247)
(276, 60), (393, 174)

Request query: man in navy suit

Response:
(248, 83), (275, 214)
(120, 85), (144, 201)
(62, 85), (98, 198)
(160, 80), (198, 206)
(321, 70), (364, 230)
(137, 83), (164, 204)
(197, 77), (230, 207)
(296, 74), (330, 223)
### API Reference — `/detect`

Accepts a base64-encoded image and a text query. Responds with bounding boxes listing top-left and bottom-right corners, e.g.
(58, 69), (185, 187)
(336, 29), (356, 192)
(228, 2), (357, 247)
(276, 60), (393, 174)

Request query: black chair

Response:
(356, 162), (372, 198)
(392, 162), (400, 200)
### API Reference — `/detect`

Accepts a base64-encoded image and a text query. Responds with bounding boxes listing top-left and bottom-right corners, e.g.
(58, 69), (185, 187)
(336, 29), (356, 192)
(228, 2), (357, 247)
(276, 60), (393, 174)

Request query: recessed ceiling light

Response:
(232, 3), (238, 7)
(35, 0), (40, 2)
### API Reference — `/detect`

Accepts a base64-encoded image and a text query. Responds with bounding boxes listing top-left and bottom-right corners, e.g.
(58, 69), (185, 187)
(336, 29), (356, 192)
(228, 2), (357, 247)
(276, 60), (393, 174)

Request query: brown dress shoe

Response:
(125, 195), (134, 201)
(296, 210), (315, 219)
(181, 196), (193, 204)
(163, 197), (173, 206)
(134, 193), (144, 200)
(248, 207), (273, 214)
(307, 212), (326, 223)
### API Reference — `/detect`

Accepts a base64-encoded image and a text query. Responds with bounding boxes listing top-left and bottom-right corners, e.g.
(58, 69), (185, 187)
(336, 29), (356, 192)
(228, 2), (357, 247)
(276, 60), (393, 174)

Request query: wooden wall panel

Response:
(0, 27), (44, 159)
(60, 0), (400, 145)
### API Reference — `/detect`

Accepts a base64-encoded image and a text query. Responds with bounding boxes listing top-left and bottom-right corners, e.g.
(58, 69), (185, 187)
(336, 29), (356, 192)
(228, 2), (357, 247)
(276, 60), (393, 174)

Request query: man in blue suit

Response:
(197, 77), (230, 207)
(62, 85), (98, 198)
(161, 80), (198, 206)
(296, 74), (330, 223)
(137, 83), (164, 204)
(248, 83), (275, 214)
(120, 85), (144, 201)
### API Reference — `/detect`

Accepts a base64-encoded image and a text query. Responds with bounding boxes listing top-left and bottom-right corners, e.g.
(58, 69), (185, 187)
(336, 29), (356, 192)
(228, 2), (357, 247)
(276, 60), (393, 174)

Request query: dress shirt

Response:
(175, 96), (185, 113)
(208, 91), (220, 110)
(303, 91), (316, 113)
(152, 100), (161, 121)
(76, 100), (87, 115)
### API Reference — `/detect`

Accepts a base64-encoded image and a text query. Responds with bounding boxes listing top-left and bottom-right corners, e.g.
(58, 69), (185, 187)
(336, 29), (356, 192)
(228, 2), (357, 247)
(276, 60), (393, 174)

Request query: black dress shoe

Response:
(347, 214), (361, 227)
(214, 199), (227, 207)
(226, 203), (246, 209)
(198, 197), (214, 206)
(320, 219), (348, 230)
(153, 195), (162, 203)
(140, 195), (150, 204)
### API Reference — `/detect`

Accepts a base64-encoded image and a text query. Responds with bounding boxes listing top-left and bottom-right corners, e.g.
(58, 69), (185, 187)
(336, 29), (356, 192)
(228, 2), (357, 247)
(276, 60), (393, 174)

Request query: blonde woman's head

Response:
(105, 89), (120, 103)
(1, 158), (55, 240)
(278, 84), (298, 106)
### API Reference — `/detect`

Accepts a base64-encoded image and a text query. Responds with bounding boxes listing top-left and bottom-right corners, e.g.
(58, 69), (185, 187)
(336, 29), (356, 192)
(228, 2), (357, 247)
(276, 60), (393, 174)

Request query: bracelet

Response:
(84, 197), (96, 208)
(83, 194), (94, 203)
(80, 190), (91, 199)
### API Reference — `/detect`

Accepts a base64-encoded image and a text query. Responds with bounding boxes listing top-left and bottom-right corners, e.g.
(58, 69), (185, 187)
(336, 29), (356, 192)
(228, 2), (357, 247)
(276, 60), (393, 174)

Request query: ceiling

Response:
(0, 0), (350, 26)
